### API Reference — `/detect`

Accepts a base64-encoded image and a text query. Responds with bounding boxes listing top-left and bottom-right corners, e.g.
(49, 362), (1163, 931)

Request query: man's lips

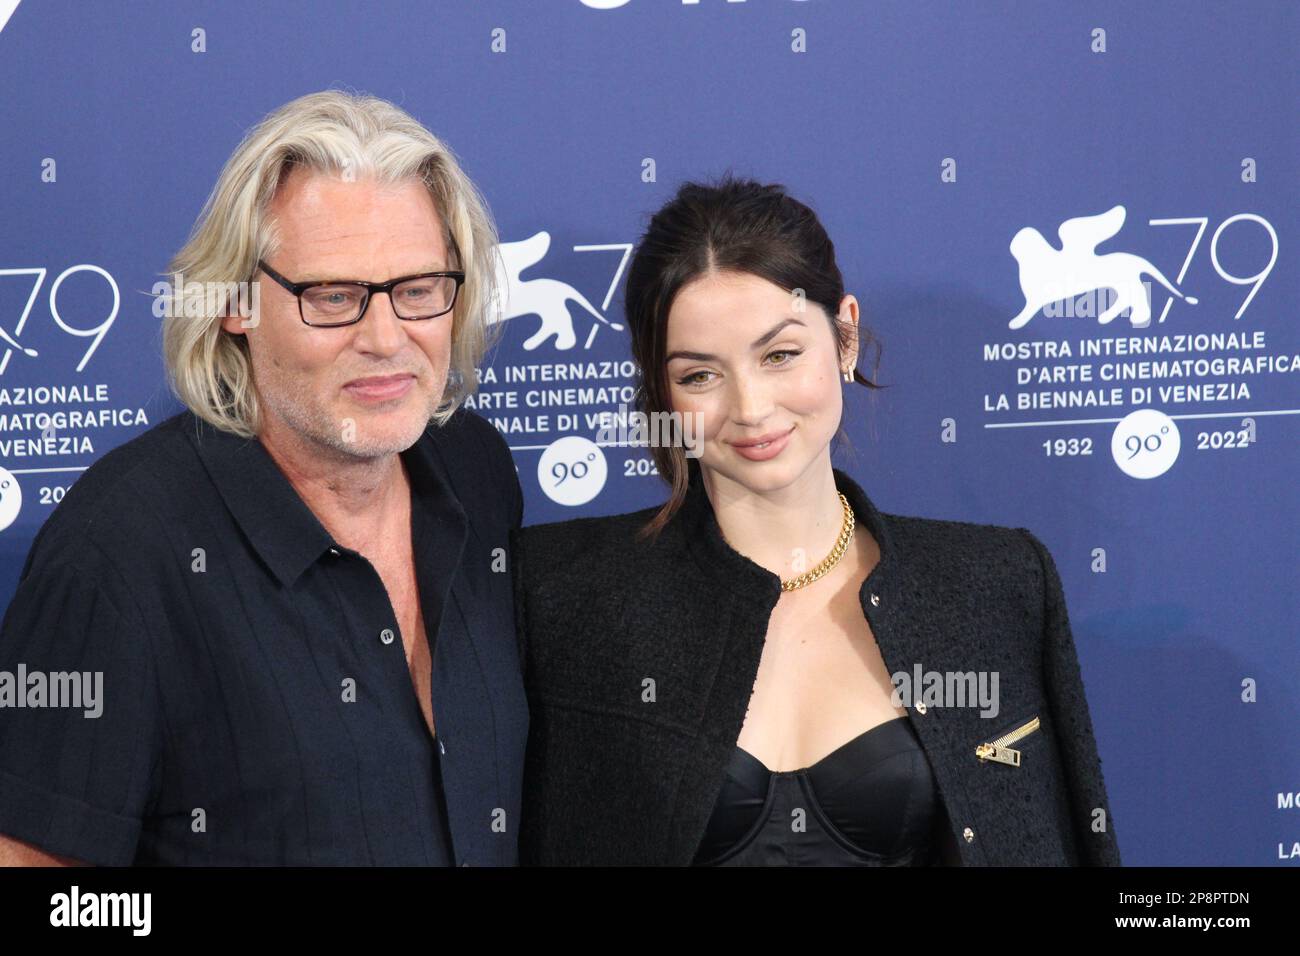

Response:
(343, 374), (417, 400)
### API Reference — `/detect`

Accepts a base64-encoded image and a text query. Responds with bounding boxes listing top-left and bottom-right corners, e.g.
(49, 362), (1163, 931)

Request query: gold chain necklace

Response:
(781, 492), (855, 591)
(718, 491), (857, 592)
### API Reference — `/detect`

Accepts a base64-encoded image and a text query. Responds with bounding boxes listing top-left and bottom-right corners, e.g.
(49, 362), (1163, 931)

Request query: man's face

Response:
(223, 167), (455, 461)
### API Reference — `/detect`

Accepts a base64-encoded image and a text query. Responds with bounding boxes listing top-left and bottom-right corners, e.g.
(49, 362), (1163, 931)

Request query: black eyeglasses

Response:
(257, 259), (466, 327)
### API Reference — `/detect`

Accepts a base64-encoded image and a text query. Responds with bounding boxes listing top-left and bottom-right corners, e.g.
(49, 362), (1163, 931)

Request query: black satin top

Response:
(692, 716), (941, 866)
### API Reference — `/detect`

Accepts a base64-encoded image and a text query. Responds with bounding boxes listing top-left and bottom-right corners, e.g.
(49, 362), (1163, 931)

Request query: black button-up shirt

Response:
(0, 407), (528, 865)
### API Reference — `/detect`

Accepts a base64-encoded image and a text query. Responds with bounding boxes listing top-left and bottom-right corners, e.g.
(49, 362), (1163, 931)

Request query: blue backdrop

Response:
(0, 0), (1296, 866)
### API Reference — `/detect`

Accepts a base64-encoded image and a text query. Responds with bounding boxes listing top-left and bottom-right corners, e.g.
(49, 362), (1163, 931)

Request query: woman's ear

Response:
(836, 295), (861, 374)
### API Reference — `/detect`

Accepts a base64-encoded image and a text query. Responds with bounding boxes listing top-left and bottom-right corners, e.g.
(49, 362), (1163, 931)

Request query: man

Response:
(0, 91), (526, 865)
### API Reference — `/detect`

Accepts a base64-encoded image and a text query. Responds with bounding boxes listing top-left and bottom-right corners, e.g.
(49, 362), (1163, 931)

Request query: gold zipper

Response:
(974, 716), (1040, 767)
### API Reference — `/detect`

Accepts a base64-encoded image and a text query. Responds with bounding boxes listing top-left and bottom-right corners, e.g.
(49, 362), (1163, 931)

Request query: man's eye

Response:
(306, 287), (361, 307)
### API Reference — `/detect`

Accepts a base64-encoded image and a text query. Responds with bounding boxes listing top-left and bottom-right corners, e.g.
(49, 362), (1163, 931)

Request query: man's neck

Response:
(257, 420), (409, 552)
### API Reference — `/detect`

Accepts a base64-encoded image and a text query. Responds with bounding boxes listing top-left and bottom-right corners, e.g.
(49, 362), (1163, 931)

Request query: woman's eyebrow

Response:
(666, 317), (806, 362)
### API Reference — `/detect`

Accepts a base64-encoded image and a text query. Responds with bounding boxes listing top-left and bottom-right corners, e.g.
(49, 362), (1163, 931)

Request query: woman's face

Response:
(664, 270), (858, 496)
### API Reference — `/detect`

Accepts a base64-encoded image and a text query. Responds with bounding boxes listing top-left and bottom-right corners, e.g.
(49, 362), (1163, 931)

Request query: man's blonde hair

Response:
(161, 90), (501, 437)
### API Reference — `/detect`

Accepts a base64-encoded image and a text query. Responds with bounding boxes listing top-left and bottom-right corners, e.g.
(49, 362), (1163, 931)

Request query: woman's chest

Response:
(738, 594), (909, 769)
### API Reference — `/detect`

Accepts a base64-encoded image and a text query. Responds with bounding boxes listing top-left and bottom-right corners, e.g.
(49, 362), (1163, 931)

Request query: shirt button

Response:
(380, 628), (395, 645)
(915, 701), (927, 714)
(963, 826), (975, 843)
(870, 593), (881, 607)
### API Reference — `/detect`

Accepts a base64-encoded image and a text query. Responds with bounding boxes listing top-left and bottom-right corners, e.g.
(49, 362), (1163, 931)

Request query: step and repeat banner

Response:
(0, 1), (1295, 866)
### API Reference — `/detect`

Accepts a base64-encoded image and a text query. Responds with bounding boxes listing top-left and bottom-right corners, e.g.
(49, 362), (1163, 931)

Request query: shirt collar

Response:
(186, 410), (466, 589)
(680, 461), (896, 599)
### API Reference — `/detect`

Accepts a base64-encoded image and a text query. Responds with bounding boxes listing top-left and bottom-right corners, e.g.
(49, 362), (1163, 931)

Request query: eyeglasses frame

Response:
(256, 258), (466, 328)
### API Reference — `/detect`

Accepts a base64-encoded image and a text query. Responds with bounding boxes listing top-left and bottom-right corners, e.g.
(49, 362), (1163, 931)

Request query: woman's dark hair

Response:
(624, 172), (886, 541)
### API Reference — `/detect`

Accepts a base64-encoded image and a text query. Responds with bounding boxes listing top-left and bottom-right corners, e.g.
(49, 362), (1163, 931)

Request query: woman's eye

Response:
(766, 349), (802, 365)
(677, 370), (714, 387)
(675, 350), (802, 387)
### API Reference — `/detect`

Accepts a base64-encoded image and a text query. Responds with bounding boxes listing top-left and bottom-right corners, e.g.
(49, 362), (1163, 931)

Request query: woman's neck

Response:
(702, 459), (846, 582)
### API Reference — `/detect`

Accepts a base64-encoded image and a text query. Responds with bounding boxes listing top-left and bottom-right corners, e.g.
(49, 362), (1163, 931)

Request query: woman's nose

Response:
(729, 372), (773, 426)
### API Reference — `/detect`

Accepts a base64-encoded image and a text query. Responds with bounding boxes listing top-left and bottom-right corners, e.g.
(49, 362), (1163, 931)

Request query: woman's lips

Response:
(729, 425), (794, 461)
(343, 374), (415, 402)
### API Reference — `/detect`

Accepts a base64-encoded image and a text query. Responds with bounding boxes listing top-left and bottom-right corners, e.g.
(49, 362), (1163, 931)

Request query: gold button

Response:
(963, 827), (974, 843)
(915, 701), (927, 714)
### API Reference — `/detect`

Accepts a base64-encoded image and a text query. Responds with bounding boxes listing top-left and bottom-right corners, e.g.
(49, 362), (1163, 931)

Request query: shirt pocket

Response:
(961, 706), (1072, 863)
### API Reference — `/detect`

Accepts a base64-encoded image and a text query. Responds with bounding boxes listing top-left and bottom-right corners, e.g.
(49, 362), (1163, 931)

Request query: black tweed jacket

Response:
(510, 466), (1121, 866)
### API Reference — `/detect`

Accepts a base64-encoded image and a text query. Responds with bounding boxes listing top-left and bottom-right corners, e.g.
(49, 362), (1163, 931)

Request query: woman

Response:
(510, 175), (1120, 866)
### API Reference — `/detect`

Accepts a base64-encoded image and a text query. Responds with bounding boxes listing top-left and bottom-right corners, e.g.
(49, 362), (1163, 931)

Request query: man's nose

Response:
(352, 291), (407, 355)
